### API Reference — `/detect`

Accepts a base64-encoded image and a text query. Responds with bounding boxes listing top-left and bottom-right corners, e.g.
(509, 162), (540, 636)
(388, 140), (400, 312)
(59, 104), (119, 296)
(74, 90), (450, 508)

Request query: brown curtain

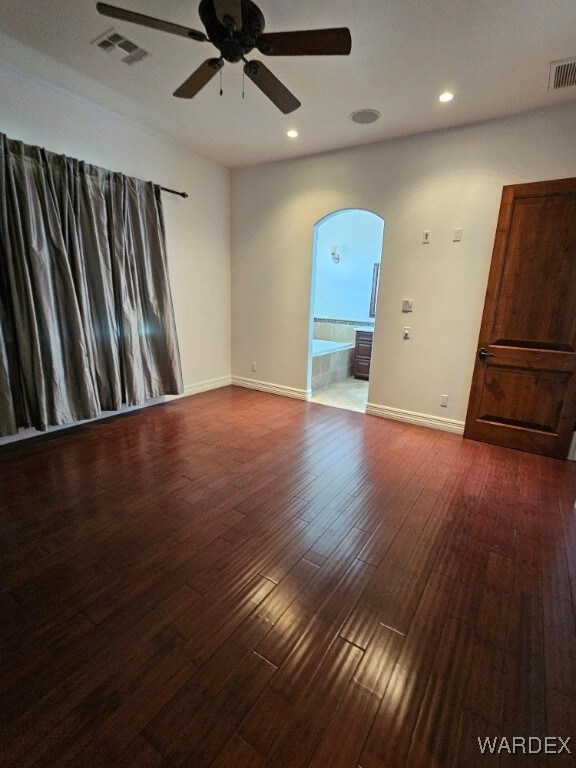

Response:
(0, 133), (183, 436)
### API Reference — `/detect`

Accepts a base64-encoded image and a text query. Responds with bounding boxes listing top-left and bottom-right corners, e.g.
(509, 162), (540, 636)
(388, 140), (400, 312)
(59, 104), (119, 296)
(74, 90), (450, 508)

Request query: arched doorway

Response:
(308, 209), (385, 412)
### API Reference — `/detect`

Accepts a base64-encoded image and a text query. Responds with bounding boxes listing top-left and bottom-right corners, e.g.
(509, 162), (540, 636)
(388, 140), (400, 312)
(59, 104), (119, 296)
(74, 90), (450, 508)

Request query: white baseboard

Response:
(366, 402), (465, 435)
(231, 376), (310, 401)
(182, 376), (232, 397)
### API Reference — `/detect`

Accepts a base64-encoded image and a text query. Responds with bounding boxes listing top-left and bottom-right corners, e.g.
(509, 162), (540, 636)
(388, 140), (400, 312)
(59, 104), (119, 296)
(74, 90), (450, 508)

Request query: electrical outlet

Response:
(440, 394), (449, 408)
(453, 228), (463, 242)
(251, 361), (257, 372)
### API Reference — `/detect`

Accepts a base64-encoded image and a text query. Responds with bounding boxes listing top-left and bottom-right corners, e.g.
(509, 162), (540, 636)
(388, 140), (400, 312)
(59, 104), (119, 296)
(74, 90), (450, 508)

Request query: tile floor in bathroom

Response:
(309, 376), (369, 413)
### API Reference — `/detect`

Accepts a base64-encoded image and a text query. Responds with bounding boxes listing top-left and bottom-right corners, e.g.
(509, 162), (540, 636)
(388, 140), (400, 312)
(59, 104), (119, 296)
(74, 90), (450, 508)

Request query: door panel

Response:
(477, 367), (567, 432)
(464, 177), (576, 459)
(492, 195), (576, 349)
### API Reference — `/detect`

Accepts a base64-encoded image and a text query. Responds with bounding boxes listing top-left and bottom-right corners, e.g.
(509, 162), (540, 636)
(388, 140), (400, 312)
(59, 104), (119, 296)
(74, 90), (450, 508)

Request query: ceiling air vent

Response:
(548, 57), (576, 90)
(91, 29), (149, 66)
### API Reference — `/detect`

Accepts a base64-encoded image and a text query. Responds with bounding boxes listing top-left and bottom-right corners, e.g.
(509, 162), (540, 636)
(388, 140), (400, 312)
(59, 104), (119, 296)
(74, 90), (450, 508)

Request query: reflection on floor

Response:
(310, 376), (369, 413)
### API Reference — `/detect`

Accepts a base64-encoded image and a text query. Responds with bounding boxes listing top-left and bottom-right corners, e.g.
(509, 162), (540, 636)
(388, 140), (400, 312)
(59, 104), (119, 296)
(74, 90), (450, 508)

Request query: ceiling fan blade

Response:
(173, 58), (224, 98)
(96, 3), (207, 42)
(256, 28), (352, 56)
(243, 60), (301, 114)
(213, 0), (242, 31)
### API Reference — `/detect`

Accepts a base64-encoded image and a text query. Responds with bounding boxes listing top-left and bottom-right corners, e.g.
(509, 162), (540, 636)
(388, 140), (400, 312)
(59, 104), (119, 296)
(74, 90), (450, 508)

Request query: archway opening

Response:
(308, 209), (385, 412)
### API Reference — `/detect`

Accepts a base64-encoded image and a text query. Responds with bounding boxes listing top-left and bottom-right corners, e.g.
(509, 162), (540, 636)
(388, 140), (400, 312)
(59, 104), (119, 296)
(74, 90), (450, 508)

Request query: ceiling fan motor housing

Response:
(199, 0), (265, 62)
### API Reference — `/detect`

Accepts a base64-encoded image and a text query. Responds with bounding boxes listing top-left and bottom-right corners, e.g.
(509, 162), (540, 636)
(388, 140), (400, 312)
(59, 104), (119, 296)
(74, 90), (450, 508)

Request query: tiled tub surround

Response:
(313, 319), (374, 343)
(311, 320), (374, 393)
(311, 339), (355, 393)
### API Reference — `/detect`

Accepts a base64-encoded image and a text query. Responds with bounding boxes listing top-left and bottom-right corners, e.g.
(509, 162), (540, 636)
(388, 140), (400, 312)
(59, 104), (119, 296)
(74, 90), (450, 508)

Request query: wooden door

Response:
(464, 177), (576, 459)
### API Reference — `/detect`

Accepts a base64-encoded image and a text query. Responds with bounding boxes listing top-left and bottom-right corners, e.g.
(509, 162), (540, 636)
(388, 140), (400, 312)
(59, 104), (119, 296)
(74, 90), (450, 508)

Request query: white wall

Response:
(231, 102), (576, 421)
(314, 209), (384, 323)
(0, 53), (231, 444)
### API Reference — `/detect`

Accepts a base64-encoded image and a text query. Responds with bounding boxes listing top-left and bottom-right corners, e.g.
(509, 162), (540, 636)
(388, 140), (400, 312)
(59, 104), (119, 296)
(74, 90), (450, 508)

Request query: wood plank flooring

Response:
(1, 386), (575, 767)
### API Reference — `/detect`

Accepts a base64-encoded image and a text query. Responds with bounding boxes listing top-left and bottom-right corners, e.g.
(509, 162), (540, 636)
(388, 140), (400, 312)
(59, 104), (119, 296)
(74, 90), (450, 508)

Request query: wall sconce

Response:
(330, 245), (340, 264)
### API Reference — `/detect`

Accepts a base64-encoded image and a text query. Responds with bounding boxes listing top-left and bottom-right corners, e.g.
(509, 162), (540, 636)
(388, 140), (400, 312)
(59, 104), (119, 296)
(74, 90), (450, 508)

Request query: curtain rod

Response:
(160, 186), (188, 199)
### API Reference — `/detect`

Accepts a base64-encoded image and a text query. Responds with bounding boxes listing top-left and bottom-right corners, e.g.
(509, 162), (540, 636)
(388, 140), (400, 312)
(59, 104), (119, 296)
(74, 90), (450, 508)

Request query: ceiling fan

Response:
(96, 1), (352, 114)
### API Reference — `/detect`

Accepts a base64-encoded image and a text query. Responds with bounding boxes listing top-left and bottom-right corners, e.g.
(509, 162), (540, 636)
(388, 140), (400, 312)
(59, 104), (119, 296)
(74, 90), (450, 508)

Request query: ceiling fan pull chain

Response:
(220, 68), (224, 96)
(242, 69), (245, 99)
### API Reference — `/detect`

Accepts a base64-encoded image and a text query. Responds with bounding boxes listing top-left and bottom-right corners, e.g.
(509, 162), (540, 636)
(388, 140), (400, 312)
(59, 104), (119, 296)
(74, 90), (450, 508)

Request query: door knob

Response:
(478, 347), (496, 360)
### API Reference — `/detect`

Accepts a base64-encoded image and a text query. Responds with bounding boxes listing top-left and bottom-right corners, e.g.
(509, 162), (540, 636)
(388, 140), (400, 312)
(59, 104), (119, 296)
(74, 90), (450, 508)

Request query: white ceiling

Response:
(0, 0), (575, 168)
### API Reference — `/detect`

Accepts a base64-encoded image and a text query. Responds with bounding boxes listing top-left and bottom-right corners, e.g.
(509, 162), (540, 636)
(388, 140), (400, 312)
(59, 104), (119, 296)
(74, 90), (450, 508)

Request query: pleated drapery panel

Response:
(0, 134), (183, 436)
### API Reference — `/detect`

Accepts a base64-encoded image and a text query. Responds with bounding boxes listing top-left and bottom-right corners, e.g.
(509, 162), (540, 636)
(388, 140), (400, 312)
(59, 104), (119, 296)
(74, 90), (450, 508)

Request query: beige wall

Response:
(231, 102), (576, 422)
(0, 55), (231, 443)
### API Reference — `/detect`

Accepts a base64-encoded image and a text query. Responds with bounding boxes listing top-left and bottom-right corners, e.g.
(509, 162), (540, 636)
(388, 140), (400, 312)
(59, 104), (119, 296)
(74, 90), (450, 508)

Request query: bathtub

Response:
(310, 339), (355, 393)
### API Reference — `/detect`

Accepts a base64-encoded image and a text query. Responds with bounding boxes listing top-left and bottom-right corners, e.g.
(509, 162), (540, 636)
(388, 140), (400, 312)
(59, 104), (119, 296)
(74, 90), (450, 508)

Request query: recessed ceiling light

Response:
(439, 91), (454, 103)
(287, 129), (298, 138)
(350, 109), (381, 124)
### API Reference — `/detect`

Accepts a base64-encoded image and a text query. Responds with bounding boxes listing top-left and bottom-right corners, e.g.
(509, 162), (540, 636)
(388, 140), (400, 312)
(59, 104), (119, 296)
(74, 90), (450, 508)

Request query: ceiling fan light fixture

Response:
(439, 91), (454, 103)
(96, 1), (351, 114)
(350, 109), (381, 125)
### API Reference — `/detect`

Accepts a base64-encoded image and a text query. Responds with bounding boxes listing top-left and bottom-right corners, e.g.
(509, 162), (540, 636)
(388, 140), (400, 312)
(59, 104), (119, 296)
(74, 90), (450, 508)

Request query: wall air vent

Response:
(91, 29), (149, 66)
(548, 57), (576, 90)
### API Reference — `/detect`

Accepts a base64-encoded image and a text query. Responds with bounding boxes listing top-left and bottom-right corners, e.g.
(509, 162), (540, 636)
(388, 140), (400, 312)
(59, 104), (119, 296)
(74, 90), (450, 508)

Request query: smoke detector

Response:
(91, 29), (149, 65)
(548, 57), (576, 91)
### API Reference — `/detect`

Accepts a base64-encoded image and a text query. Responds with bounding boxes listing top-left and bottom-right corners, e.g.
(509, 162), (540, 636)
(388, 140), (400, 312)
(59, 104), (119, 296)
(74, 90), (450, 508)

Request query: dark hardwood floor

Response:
(1, 386), (575, 767)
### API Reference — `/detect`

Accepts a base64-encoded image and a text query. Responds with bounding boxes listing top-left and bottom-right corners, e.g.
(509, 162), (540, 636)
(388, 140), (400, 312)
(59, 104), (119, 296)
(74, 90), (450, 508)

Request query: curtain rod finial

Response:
(160, 186), (188, 198)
